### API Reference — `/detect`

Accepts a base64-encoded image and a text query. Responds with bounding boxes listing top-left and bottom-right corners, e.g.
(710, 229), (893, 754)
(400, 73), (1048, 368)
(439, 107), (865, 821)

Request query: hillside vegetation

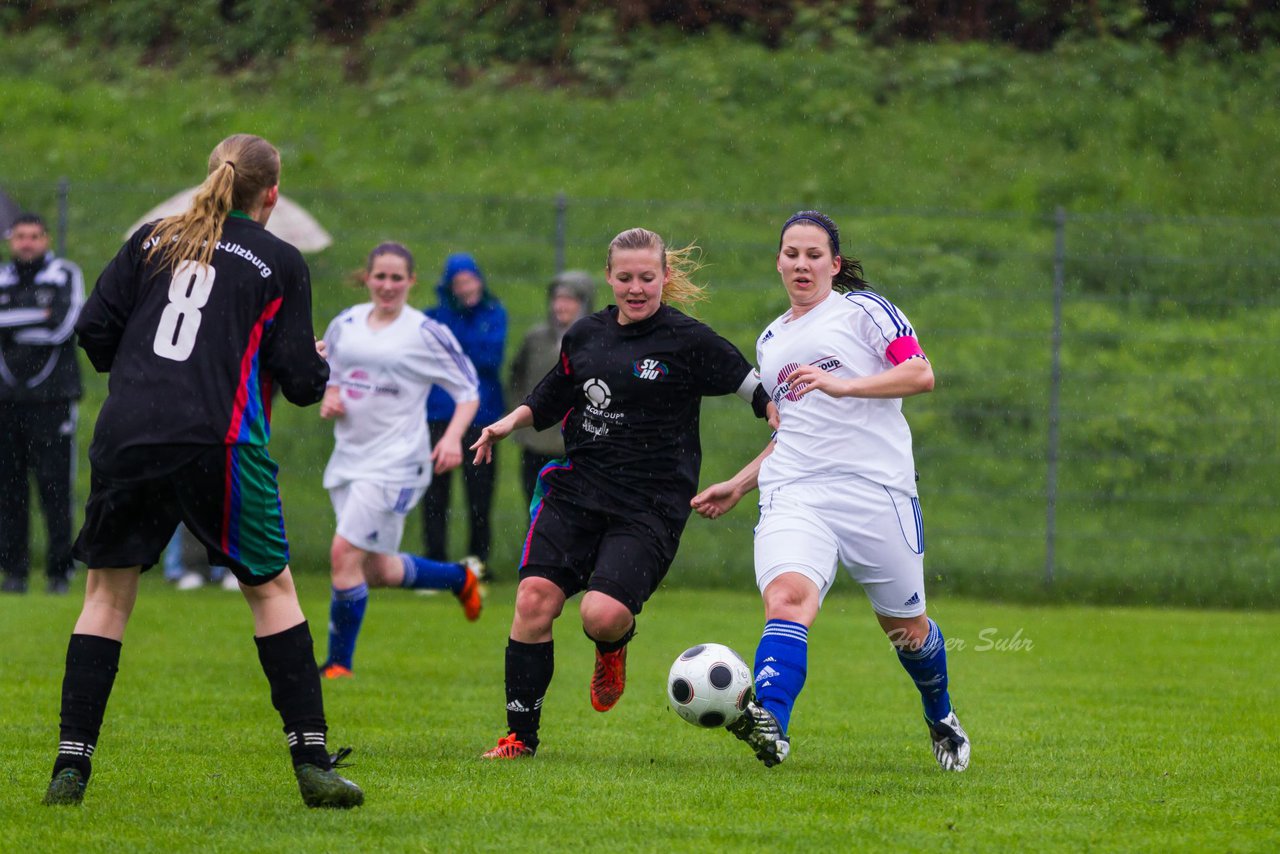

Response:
(2, 28), (1276, 607)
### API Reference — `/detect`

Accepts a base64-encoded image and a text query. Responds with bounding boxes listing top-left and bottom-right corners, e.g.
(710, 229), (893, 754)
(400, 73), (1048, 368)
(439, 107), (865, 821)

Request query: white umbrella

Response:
(124, 187), (332, 253)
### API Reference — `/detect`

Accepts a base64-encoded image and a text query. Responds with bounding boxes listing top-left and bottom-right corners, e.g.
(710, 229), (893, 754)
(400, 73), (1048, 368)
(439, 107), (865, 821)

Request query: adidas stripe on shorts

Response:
(753, 474), (926, 618)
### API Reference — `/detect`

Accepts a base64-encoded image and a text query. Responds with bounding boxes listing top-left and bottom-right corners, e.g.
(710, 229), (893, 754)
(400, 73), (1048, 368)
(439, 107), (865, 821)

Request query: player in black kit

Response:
(474, 227), (773, 759)
(42, 134), (362, 808)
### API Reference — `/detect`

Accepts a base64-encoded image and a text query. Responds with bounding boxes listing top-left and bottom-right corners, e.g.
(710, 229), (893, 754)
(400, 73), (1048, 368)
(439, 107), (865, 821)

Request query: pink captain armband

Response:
(885, 335), (926, 366)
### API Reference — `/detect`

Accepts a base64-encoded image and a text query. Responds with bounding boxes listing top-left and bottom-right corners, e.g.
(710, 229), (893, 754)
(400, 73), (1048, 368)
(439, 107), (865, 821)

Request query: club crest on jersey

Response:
(632, 358), (668, 381)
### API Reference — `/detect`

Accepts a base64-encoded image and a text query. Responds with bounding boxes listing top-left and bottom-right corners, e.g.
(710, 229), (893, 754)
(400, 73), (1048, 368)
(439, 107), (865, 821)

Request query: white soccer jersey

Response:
(322, 303), (478, 489)
(757, 289), (924, 496)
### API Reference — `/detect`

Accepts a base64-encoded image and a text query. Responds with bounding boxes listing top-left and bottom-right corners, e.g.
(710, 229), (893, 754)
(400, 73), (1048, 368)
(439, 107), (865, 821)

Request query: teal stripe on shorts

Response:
(227, 444), (291, 576)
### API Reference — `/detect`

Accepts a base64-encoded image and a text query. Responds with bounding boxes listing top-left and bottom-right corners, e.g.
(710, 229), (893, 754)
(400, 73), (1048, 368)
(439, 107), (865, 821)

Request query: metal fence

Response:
(6, 179), (1277, 604)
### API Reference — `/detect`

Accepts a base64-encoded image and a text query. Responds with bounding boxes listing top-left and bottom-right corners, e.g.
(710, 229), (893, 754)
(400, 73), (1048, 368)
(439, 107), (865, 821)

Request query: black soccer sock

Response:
(255, 621), (330, 770)
(53, 633), (122, 780)
(587, 621), (636, 654)
(505, 638), (555, 750)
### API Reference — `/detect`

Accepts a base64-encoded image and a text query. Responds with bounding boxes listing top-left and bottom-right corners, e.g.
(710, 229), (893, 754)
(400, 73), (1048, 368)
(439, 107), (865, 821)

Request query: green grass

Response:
(3, 580), (1277, 851)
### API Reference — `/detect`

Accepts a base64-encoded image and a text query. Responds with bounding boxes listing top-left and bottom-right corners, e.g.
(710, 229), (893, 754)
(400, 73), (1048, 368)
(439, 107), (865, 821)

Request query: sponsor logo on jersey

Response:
(583, 377), (612, 408)
(761, 329), (774, 344)
(582, 378), (623, 437)
(904, 591), (920, 607)
(773, 356), (842, 404)
(775, 362), (806, 403)
(345, 369), (371, 400)
(631, 358), (669, 381)
(342, 368), (399, 399)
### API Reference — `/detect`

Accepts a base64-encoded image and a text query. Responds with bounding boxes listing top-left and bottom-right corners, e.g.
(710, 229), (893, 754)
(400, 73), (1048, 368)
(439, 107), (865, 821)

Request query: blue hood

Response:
(436, 252), (489, 310)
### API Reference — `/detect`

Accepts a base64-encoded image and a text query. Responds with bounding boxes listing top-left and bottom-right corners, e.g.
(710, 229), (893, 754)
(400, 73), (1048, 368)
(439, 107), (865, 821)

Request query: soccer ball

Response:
(667, 643), (752, 728)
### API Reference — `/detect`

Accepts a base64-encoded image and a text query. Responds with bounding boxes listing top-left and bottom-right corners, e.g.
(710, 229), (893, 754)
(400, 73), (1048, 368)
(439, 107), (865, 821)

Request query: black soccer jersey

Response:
(525, 304), (759, 520)
(75, 215), (328, 477)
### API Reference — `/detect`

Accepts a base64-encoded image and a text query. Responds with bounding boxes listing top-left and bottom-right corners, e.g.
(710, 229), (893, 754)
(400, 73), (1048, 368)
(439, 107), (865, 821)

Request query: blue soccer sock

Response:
(399, 553), (466, 593)
(326, 583), (369, 670)
(895, 618), (953, 723)
(753, 619), (809, 734)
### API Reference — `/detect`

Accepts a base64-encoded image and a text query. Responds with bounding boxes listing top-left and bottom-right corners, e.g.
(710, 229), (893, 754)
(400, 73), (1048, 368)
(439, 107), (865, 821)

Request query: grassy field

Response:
(2, 580), (1277, 851)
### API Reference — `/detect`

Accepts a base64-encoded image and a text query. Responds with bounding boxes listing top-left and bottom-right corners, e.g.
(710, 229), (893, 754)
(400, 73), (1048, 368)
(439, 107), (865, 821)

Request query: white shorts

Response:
(329, 481), (426, 555)
(754, 476), (926, 618)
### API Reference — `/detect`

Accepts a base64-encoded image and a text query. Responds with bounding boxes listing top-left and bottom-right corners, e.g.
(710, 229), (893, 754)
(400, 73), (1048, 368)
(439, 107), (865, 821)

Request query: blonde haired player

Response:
(318, 242), (484, 679)
(46, 133), (362, 808)
(693, 210), (969, 772)
(472, 227), (773, 759)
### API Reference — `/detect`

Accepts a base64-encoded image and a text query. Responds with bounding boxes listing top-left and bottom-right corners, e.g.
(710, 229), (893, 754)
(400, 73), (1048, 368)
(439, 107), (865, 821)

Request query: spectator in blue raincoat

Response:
(422, 252), (506, 569)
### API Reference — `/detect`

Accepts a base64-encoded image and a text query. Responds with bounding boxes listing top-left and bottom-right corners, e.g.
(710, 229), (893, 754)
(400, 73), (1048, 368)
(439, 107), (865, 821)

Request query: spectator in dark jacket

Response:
(506, 270), (596, 503)
(0, 213), (83, 595)
(422, 253), (506, 565)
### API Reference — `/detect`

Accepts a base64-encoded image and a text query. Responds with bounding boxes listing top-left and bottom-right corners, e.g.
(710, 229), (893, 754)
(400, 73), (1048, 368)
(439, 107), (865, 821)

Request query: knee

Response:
(329, 537), (365, 587)
(762, 574), (820, 623)
(580, 592), (634, 641)
(514, 581), (563, 631)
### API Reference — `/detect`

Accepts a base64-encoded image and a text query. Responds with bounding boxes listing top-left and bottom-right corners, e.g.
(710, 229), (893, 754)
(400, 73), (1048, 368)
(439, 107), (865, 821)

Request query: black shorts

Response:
(73, 444), (291, 586)
(519, 489), (686, 615)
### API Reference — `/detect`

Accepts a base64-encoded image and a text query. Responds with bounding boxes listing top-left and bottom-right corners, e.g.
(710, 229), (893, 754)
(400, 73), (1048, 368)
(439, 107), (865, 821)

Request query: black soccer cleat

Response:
(43, 768), (87, 805)
(727, 699), (791, 768)
(295, 763), (364, 808)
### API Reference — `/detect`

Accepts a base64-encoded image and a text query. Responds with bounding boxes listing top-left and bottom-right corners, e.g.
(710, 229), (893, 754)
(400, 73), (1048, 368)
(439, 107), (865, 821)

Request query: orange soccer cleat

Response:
(319, 662), (353, 680)
(590, 646), (627, 712)
(456, 557), (485, 622)
(481, 733), (534, 759)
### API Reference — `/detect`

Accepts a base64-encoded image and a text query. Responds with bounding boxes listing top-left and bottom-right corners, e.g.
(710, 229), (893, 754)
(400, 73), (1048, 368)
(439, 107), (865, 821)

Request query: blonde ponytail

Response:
(144, 134), (281, 276)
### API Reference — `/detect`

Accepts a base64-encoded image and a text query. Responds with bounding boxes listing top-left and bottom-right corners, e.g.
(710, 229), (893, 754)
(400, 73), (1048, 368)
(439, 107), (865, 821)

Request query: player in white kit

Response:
(318, 242), (484, 679)
(692, 211), (969, 772)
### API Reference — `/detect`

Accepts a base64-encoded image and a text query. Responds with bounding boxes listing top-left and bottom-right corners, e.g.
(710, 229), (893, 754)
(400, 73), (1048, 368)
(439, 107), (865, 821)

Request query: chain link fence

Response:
(5, 179), (1276, 606)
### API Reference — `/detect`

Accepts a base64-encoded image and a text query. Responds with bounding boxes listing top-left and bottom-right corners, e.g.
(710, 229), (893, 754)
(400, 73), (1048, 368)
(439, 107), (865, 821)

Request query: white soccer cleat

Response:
(926, 711), (970, 772)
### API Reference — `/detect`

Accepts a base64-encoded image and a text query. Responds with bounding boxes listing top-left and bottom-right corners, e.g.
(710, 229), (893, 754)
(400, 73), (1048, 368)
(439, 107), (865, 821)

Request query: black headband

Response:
(780, 213), (840, 257)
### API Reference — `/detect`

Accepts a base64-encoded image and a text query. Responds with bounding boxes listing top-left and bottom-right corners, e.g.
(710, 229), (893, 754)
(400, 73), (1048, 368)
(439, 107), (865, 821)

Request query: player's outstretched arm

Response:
(470, 404), (534, 465)
(691, 440), (775, 519)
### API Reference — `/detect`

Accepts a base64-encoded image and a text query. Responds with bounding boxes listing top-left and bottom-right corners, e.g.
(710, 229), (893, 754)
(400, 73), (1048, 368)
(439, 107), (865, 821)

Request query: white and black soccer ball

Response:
(667, 643), (752, 728)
